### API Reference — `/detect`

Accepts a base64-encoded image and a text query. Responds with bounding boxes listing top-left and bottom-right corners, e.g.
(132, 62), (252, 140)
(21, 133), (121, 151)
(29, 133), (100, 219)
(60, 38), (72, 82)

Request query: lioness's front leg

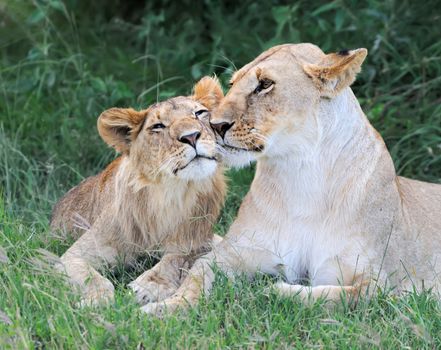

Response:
(128, 254), (191, 304)
(272, 282), (368, 306)
(273, 257), (372, 306)
(57, 227), (119, 306)
(139, 253), (215, 315)
(130, 234), (224, 305)
(141, 236), (268, 316)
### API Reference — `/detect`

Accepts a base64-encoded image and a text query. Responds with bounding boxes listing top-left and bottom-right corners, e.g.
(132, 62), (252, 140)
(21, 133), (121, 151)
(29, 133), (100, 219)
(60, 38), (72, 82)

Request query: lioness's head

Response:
(210, 43), (367, 166)
(98, 76), (224, 182)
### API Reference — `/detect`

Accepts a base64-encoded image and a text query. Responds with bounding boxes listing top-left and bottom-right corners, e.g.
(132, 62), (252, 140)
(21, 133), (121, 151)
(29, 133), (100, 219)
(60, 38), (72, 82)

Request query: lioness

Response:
(50, 76), (226, 305)
(142, 43), (441, 315)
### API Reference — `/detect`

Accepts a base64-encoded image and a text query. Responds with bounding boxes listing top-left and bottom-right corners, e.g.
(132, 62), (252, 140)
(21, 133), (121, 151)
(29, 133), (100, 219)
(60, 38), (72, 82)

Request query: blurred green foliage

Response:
(1, 2), (441, 347)
(0, 0), (440, 221)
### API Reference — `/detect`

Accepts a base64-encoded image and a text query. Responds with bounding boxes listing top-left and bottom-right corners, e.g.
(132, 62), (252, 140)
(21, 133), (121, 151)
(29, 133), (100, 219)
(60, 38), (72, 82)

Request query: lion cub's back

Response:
(50, 157), (122, 239)
(50, 174), (101, 238)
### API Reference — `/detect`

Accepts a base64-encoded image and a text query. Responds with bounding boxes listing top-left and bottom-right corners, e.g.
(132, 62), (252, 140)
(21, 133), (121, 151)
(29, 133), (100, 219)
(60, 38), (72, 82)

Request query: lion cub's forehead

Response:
(146, 97), (203, 122)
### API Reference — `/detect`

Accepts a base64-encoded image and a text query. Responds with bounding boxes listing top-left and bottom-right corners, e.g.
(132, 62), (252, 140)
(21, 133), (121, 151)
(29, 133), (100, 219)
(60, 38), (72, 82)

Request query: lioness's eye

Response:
(254, 79), (274, 94)
(150, 123), (166, 131)
(194, 109), (209, 118)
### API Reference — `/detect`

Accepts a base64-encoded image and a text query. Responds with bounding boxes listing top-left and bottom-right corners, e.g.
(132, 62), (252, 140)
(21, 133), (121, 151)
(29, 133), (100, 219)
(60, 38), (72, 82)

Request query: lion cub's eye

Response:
(150, 123), (166, 131)
(194, 109), (209, 118)
(254, 79), (274, 94)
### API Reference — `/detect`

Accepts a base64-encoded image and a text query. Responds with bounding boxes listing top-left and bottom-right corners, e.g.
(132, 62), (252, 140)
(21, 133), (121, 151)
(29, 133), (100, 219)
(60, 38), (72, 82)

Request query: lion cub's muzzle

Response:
(173, 130), (216, 174)
(171, 122), (218, 180)
(178, 131), (201, 149)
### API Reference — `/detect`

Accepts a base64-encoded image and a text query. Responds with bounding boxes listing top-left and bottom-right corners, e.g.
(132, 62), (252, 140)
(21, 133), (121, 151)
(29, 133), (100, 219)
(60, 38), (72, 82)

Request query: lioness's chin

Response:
(220, 148), (257, 169)
(175, 157), (218, 181)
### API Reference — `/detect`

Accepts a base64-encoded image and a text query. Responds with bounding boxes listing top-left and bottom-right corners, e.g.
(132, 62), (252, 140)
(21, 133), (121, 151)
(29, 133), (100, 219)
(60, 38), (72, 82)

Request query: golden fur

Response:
(50, 76), (226, 305)
(142, 44), (441, 316)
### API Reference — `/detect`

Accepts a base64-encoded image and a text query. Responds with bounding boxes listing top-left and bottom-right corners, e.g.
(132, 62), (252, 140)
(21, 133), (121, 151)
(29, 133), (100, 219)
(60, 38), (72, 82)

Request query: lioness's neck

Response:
(254, 88), (391, 217)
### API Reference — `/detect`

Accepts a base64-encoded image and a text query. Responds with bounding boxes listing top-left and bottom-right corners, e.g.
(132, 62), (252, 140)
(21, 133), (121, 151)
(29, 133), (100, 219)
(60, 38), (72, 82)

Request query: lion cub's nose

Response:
(210, 121), (234, 139)
(179, 131), (201, 149)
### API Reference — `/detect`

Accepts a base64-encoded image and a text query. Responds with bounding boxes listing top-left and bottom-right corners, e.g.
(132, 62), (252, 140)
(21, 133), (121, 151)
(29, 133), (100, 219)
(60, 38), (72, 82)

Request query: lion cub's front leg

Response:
(129, 254), (190, 305)
(57, 228), (119, 306)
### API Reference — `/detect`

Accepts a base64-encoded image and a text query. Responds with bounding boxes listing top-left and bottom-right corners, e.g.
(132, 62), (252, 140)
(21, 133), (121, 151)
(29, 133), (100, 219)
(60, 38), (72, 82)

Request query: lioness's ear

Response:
(303, 48), (367, 97)
(97, 107), (146, 153)
(192, 76), (224, 109)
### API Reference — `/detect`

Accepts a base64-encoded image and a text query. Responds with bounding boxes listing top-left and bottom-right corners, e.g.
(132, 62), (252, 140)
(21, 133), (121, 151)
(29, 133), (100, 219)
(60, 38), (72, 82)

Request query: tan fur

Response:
(142, 44), (441, 316)
(51, 76), (226, 305)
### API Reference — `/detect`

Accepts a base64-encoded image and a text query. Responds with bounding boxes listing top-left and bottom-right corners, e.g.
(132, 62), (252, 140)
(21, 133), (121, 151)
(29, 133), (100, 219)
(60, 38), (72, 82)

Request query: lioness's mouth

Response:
(173, 155), (217, 175)
(223, 143), (264, 153)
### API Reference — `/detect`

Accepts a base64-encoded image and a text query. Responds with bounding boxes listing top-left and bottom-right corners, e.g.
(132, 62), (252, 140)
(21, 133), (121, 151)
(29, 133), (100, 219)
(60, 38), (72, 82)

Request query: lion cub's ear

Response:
(97, 108), (147, 153)
(192, 76), (224, 109)
(303, 48), (367, 98)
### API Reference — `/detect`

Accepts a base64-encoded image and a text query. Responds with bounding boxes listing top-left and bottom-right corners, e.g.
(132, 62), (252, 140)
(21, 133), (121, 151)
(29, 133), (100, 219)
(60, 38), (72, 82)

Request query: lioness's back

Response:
(397, 176), (441, 234)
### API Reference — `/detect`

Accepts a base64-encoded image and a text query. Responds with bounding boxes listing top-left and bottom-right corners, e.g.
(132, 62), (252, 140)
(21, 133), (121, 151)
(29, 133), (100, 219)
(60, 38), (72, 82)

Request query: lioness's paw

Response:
(78, 278), (115, 307)
(140, 299), (182, 317)
(272, 281), (305, 296)
(128, 280), (176, 305)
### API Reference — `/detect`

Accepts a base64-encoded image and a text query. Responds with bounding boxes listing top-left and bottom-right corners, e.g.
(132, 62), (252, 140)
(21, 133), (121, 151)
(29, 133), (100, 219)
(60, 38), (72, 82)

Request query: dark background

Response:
(1, 0), (440, 224)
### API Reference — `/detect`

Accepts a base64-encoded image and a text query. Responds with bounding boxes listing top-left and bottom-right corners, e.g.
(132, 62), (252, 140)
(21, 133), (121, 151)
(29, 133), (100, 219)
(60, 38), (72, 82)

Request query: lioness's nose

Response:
(179, 131), (201, 149)
(210, 121), (234, 139)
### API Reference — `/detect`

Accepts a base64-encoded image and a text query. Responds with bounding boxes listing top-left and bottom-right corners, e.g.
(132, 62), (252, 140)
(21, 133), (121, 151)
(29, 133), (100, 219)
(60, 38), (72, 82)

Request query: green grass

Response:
(1, 0), (441, 348)
(2, 202), (441, 349)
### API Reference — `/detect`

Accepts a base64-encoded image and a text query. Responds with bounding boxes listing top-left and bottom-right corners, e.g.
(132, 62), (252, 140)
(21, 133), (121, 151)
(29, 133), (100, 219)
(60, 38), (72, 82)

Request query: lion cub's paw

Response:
(128, 279), (176, 305)
(78, 277), (115, 307)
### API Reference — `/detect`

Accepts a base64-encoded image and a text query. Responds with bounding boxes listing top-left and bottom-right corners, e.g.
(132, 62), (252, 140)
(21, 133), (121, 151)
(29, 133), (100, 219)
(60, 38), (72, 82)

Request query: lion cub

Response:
(50, 77), (226, 306)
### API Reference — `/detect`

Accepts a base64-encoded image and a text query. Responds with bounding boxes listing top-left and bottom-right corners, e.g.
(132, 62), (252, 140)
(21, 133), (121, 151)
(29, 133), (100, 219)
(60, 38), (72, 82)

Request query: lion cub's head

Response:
(210, 43), (367, 167)
(98, 76), (223, 182)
